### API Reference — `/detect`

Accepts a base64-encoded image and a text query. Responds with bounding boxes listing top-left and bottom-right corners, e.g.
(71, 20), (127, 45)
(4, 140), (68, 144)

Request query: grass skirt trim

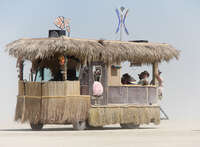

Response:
(15, 96), (90, 124)
(88, 105), (160, 127)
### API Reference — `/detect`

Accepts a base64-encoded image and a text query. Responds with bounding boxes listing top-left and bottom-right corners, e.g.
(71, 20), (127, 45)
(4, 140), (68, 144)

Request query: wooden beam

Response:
(19, 59), (24, 81)
(152, 62), (158, 85)
(62, 57), (67, 81)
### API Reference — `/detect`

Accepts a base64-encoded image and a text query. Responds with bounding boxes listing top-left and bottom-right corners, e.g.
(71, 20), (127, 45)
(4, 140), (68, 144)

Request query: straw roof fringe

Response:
(6, 36), (180, 64)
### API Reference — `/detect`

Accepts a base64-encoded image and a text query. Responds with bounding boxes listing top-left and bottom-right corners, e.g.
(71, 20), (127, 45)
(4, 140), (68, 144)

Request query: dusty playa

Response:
(0, 120), (199, 147)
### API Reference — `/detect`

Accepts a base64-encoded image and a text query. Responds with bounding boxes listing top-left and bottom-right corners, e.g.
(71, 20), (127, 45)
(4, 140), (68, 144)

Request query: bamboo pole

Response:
(19, 59), (24, 80)
(152, 62), (158, 85)
(62, 56), (67, 81)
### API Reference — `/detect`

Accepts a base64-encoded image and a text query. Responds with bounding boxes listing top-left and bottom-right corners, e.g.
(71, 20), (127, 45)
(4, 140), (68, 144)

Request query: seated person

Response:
(67, 56), (80, 81)
(67, 69), (78, 80)
(51, 69), (63, 81)
(138, 71), (150, 85)
(121, 73), (136, 85)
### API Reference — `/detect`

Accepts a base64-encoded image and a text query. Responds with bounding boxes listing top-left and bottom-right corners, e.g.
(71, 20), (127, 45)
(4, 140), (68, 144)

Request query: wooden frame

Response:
(152, 62), (159, 85)
(107, 64), (121, 86)
(88, 62), (108, 105)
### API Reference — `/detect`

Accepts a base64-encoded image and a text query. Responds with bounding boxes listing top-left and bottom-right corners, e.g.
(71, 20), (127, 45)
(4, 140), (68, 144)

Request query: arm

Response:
(156, 74), (163, 85)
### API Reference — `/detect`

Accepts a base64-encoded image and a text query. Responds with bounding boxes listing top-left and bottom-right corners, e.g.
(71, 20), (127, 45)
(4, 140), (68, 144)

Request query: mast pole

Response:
(120, 14), (123, 41)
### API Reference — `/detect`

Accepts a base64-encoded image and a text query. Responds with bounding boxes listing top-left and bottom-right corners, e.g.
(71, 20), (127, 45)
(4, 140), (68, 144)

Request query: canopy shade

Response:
(6, 36), (180, 64)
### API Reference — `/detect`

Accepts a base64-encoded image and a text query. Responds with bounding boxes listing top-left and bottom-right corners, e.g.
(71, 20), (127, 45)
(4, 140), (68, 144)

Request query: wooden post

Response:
(88, 63), (93, 96)
(152, 62), (158, 85)
(41, 68), (44, 81)
(62, 56), (67, 81)
(19, 59), (24, 81)
(30, 67), (33, 82)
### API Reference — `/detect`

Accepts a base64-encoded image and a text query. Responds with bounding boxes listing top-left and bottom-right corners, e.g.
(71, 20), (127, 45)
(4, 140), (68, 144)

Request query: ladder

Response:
(160, 107), (169, 120)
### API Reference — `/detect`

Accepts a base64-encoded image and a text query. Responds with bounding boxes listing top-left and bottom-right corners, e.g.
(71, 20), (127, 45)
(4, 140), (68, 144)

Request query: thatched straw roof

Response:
(6, 36), (180, 64)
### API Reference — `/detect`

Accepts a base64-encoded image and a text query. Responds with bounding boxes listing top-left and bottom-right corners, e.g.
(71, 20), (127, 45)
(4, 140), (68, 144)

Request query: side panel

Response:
(127, 87), (147, 105)
(80, 67), (89, 95)
(107, 86), (157, 105)
(148, 87), (158, 104)
(107, 87), (127, 104)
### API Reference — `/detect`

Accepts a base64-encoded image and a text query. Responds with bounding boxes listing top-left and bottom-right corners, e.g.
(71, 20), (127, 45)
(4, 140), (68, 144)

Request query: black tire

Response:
(30, 123), (44, 131)
(86, 122), (103, 130)
(120, 123), (140, 129)
(73, 121), (86, 130)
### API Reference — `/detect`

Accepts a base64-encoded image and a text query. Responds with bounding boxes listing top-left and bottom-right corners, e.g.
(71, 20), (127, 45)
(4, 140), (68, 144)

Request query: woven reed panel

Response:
(42, 81), (80, 97)
(80, 85), (89, 95)
(25, 82), (41, 97)
(42, 81), (65, 97)
(18, 80), (25, 96)
(148, 87), (158, 104)
(65, 81), (80, 96)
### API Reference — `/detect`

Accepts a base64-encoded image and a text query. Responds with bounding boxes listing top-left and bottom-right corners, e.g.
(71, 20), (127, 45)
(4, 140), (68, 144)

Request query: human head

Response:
(122, 73), (134, 84)
(138, 71), (149, 80)
(158, 70), (162, 75)
(143, 71), (149, 79)
(138, 73), (144, 80)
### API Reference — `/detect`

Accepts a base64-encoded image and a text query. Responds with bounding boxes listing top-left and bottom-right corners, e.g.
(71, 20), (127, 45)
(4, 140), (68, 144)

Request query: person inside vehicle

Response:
(138, 71), (150, 85)
(121, 73), (136, 85)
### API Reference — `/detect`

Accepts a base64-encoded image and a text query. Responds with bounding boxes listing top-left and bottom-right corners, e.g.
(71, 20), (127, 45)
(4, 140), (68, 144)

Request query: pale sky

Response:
(0, 0), (200, 124)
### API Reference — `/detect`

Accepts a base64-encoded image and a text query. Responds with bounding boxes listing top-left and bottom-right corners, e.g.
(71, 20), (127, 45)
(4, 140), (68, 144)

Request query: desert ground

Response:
(0, 120), (199, 147)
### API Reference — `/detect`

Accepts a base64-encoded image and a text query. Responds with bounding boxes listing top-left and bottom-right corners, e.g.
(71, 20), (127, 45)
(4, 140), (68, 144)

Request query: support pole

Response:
(62, 56), (67, 81)
(19, 59), (24, 81)
(41, 68), (44, 81)
(152, 62), (158, 85)
(120, 23), (123, 41)
(120, 15), (123, 41)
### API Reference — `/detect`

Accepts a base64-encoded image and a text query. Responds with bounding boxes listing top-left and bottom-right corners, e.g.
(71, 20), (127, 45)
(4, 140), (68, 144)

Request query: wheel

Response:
(30, 123), (44, 131)
(73, 121), (86, 130)
(87, 125), (103, 130)
(120, 123), (140, 129)
(86, 122), (103, 130)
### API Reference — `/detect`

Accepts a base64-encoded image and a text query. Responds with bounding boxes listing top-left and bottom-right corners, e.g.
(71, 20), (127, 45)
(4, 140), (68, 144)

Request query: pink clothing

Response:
(158, 77), (164, 100)
(93, 81), (103, 96)
(159, 77), (164, 87)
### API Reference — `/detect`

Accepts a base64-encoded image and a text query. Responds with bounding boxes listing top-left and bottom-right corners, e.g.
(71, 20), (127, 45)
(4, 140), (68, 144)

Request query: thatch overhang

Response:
(6, 36), (180, 65)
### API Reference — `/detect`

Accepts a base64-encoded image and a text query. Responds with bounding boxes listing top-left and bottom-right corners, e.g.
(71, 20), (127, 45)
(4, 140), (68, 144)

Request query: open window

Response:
(34, 68), (53, 82)
(30, 55), (81, 82)
(67, 57), (80, 81)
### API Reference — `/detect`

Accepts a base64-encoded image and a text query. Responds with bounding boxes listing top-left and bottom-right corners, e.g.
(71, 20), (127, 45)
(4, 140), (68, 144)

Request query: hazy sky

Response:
(0, 0), (200, 124)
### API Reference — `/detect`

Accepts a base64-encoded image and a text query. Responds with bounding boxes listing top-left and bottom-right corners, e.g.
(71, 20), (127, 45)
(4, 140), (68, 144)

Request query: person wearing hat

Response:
(121, 73), (136, 85)
(138, 71), (150, 85)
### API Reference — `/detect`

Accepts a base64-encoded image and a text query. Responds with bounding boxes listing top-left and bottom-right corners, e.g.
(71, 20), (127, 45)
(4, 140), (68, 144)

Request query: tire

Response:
(30, 123), (44, 131)
(86, 122), (103, 130)
(120, 123), (140, 129)
(73, 121), (86, 130)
